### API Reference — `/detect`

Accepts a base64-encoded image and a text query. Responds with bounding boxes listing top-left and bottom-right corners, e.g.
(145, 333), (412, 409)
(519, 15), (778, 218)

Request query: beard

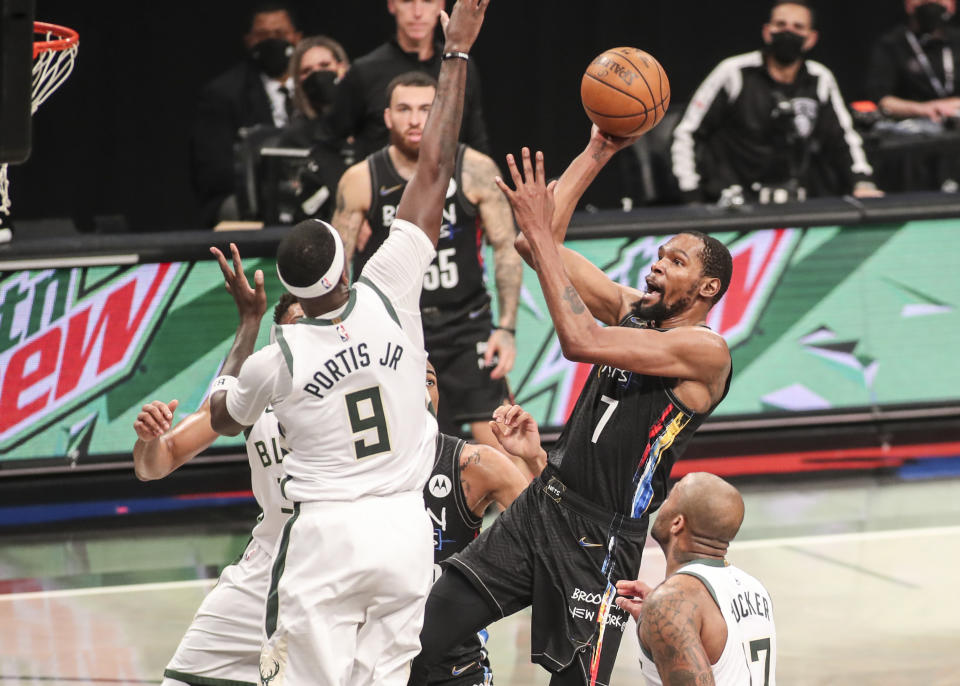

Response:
(389, 129), (421, 159)
(630, 282), (700, 324)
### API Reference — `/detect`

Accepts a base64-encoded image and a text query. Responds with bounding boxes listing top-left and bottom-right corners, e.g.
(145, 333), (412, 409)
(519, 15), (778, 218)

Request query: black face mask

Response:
(913, 2), (949, 34)
(301, 70), (338, 112)
(767, 30), (807, 65)
(251, 38), (293, 79)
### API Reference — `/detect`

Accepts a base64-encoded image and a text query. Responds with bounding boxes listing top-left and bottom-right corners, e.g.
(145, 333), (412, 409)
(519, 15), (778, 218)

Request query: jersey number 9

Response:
(345, 386), (392, 459)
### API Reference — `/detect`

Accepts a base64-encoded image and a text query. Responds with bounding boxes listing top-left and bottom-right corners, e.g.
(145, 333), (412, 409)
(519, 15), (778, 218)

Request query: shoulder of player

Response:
(337, 160), (372, 198)
(239, 342), (288, 377)
(336, 160), (371, 213)
(643, 574), (708, 624)
(651, 326), (730, 366)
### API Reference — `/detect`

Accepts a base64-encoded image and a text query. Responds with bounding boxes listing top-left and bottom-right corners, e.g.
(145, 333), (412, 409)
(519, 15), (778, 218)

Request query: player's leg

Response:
(350, 493), (434, 685)
(411, 485), (544, 685)
(407, 567), (501, 686)
(261, 505), (363, 685)
(163, 539), (272, 686)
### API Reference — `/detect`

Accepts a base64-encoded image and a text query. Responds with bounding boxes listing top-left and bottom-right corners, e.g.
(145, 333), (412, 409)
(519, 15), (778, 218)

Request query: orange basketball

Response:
(580, 47), (670, 137)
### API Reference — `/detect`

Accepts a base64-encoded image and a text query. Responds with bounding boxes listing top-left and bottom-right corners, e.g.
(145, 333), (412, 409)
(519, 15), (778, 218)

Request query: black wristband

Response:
(442, 51), (470, 62)
(495, 326), (516, 335)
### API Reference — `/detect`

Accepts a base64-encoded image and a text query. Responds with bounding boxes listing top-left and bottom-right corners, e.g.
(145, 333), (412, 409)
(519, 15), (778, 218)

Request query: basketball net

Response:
(0, 23), (79, 228)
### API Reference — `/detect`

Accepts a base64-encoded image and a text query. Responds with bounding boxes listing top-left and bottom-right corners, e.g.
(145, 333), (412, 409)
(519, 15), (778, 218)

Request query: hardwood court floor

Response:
(2, 475), (960, 685)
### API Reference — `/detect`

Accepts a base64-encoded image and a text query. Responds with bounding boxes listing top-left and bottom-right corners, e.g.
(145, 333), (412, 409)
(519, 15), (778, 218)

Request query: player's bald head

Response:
(673, 472), (744, 543)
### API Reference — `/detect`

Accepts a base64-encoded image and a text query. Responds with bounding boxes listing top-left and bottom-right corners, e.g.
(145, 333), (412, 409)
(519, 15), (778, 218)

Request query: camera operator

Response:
(672, 0), (882, 204)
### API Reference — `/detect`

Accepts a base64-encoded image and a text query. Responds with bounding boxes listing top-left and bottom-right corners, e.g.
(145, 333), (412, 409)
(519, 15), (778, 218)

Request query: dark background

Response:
(7, 0), (908, 231)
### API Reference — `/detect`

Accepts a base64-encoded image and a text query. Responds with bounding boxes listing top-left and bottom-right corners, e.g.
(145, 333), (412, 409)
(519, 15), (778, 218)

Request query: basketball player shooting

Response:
(204, 1), (490, 684)
(410, 134), (733, 686)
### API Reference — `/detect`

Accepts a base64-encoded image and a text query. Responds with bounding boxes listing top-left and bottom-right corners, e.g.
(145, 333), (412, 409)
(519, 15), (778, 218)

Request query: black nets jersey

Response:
(357, 144), (490, 313)
(424, 432), (483, 567)
(549, 316), (731, 518)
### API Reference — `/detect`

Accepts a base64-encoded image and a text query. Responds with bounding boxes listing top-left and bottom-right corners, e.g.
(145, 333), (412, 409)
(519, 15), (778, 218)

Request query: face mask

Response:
(251, 38), (293, 79)
(767, 30), (807, 65)
(301, 70), (338, 112)
(913, 2), (949, 34)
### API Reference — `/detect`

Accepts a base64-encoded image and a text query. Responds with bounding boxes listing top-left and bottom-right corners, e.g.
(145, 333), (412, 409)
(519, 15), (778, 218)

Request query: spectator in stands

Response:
(278, 36), (351, 223)
(290, 36), (350, 123)
(671, 0), (881, 204)
(867, 0), (960, 121)
(191, 3), (302, 226)
(327, 0), (489, 159)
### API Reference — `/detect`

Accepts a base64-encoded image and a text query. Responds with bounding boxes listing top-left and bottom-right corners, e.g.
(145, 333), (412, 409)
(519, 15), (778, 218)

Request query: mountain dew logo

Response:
(0, 263), (187, 451)
(517, 229), (799, 425)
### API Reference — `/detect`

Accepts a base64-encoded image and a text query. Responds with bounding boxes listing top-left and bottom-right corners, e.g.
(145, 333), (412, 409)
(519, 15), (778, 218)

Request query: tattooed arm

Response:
(512, 126), (644, 325)
(458, 443), (530, 517)
(330, 161), (371, 263)
(495, 149), (729, 394)
(462, 147), (521, 377)
(639, 577), (717, 686)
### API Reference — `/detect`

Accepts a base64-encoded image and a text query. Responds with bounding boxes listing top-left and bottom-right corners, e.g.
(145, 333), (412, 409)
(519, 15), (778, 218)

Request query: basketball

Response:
(580, 47), (670, 137)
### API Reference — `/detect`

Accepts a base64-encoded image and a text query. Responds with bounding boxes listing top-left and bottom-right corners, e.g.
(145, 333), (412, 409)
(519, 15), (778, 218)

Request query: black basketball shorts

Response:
(424, 305), (511, 434)
(444, 469), (648, 685)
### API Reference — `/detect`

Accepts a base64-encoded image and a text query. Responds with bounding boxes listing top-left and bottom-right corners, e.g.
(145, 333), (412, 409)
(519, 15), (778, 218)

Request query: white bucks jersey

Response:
(245, 409), (294, 552)
(639, 560), (777, 686)
(271, 282), (437, 502)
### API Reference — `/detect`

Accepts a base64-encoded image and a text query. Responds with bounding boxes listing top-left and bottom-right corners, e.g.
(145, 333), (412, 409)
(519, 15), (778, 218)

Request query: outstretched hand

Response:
(490, 403), (541, 460)
(615, 578), (654, 621)
(442, 0), (491, 54)
(494, 147), (557, 246)
(210, 243), (266, 324)
(134, 399), (179, 441)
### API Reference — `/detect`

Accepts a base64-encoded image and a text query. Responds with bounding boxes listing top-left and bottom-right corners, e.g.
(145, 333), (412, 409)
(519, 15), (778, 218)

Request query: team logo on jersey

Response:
(379, 183), (404, 196)
(428, 474), (452, 498)
(0, 263), (187, 453)
(514, 229), (799, 425)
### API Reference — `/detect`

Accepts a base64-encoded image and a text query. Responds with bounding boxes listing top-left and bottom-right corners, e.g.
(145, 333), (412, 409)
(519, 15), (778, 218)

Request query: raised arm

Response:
(207, 243), (268, 436)
(395, 0), (489, 244)
(463, 147), (521, 376)
(514, 126), (643, 326)
(331, 161), (372, 262)
(133, 398), (219, 481)
(639, 579), (716, 686)
(496, 149), (728, 404)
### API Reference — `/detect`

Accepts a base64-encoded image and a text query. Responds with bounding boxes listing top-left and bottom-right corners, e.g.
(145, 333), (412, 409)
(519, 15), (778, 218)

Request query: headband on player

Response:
(276, 221), (345, 298)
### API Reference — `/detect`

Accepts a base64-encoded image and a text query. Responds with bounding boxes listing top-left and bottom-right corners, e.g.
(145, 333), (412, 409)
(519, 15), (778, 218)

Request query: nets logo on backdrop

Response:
(0, 263), (186, 452)
(517, 229), (800, 425)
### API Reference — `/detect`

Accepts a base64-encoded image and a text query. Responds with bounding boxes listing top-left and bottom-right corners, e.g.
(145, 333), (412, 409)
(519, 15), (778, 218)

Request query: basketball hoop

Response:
(0, 22), (79, 237)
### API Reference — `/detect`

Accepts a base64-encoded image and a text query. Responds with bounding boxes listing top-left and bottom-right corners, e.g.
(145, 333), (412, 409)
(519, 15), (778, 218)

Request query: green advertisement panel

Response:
(1, 221), (958, 467)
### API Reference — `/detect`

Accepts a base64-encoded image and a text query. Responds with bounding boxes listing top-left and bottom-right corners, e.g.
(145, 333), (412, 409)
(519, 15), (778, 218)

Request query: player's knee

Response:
(417, 567), (494, 661)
